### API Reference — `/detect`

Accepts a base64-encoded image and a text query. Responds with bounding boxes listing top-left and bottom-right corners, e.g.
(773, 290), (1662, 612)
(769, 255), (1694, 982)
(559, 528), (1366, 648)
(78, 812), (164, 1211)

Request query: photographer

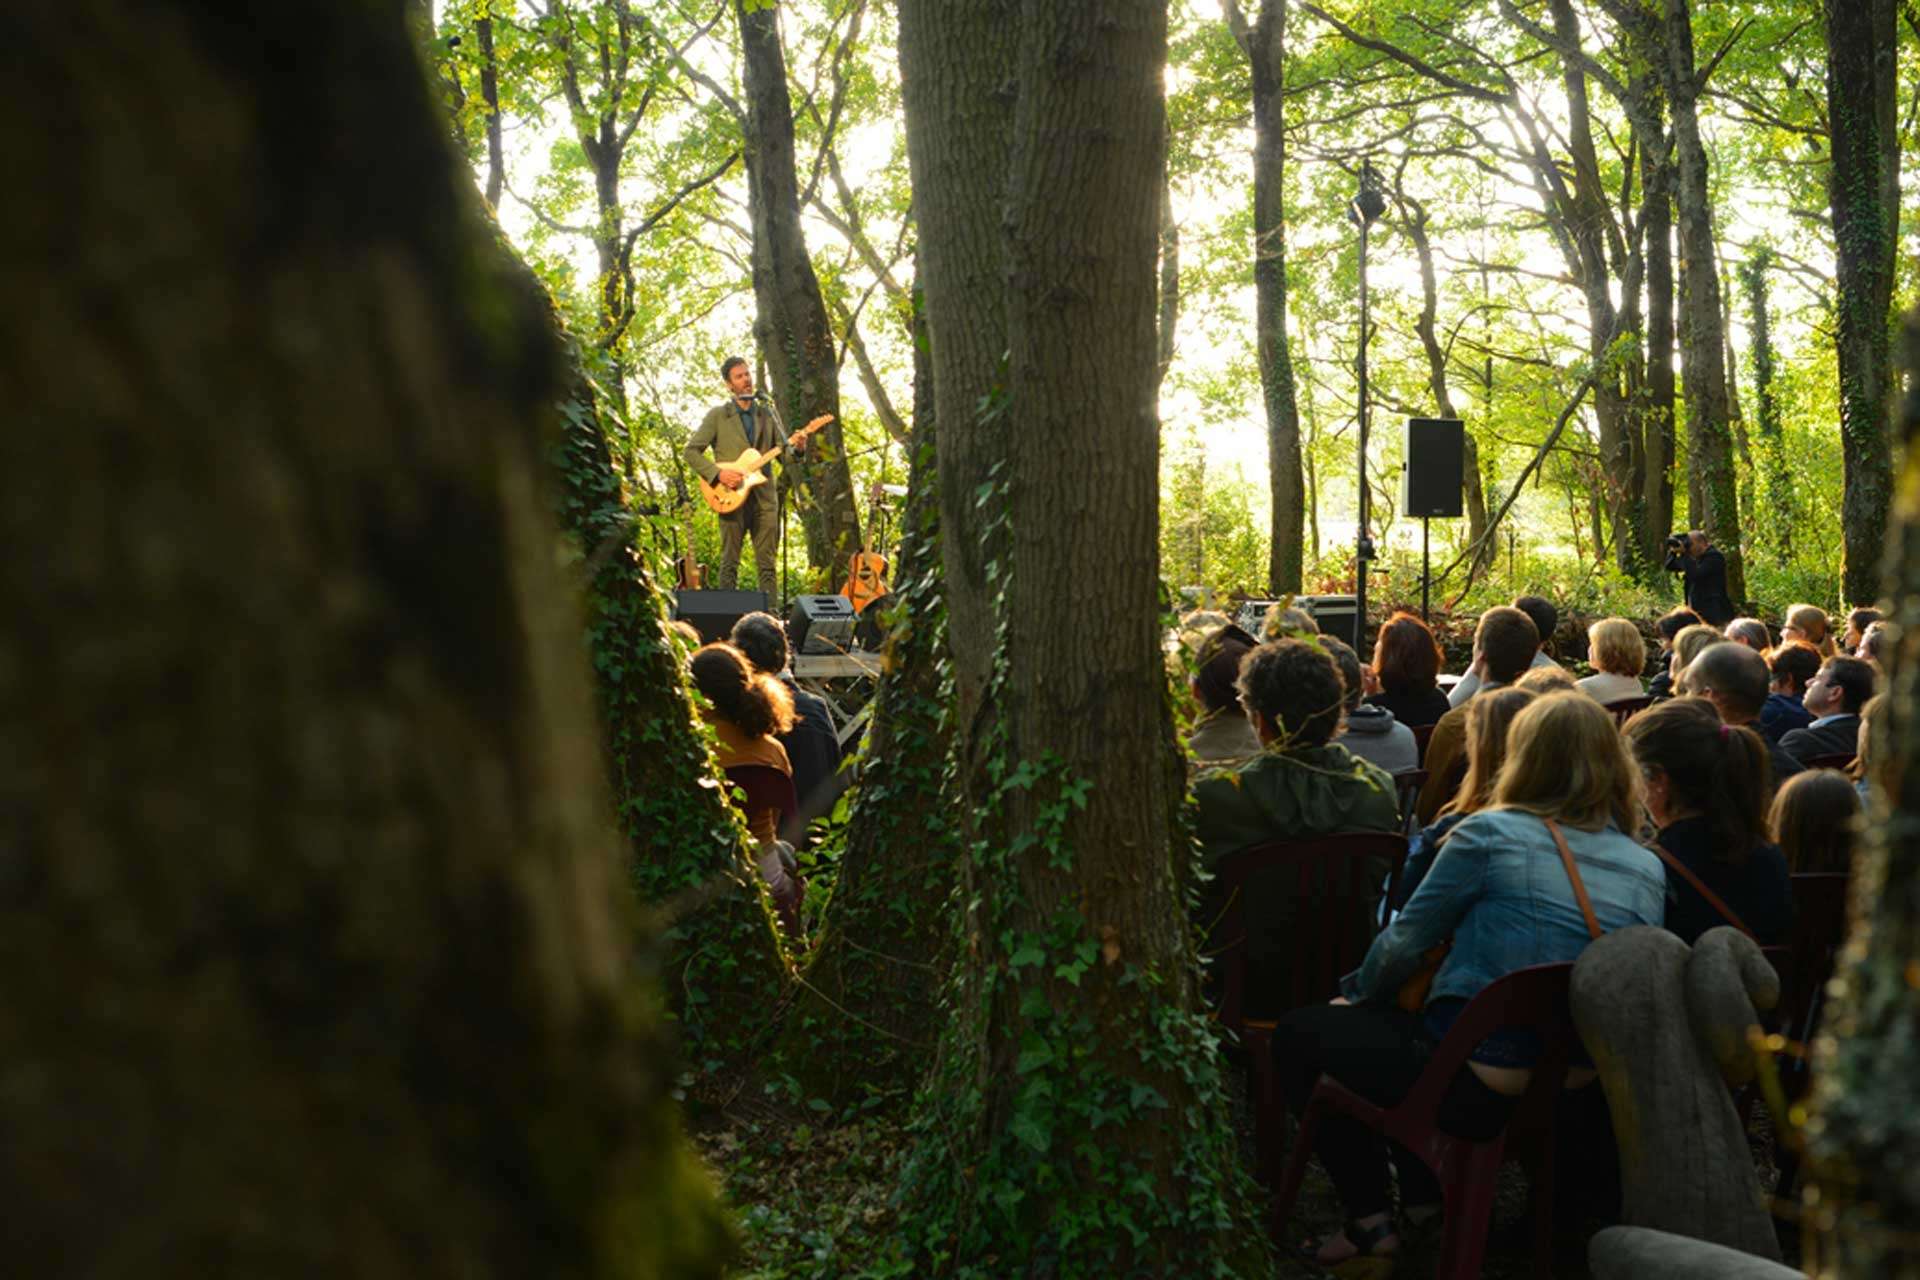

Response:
(1664, 530), (1735, 626)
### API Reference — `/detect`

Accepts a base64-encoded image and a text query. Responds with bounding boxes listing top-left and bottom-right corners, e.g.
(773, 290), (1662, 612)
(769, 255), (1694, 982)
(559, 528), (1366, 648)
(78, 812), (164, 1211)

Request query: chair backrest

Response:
(1783, 872), (1850, 1036)
(1401, 963), (1576, 1122)
(1411, 722), (1436, 766)
(723, 764), (799, 828)
(1804, 752), (1855, 773)
(1212, 833), (1407, 1030)
(1393, 769), (1428, 833)
(1607, 696), (1652, 726)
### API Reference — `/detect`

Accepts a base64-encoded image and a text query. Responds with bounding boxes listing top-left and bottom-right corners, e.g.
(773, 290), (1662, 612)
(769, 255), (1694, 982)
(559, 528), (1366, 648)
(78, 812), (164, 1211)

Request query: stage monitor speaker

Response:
(788, 594), (857, 655)
(1403, 417), (1465, 518)
(672, 589), (768, 644)
(1231, 594), (1360, 648)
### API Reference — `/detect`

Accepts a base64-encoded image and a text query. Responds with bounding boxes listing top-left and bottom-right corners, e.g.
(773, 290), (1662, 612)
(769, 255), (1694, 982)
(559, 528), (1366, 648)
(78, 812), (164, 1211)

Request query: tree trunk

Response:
(477, 9), (504, 209)
(738, 0), (863, 581)
(0, 4), (728, 1274)
(1826, 0), (1900, 606)
(773, 298), (954, 1101)
(896, 0), (1264, 1268)
(1806, 307), (1920, 1274)
(1661, 0), (1744, 603)
(1639, 104), (1679, 564)
(1246, 1), (1305, 594)
(1741, 248), (1793, 560)
(1157, 171), (1179, 397)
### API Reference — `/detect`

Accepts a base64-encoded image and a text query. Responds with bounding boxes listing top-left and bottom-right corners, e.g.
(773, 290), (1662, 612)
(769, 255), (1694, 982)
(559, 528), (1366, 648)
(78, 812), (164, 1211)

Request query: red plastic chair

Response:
(1210, 833), (1407, 1180)
(1270, 963), (1578, 1280)
(1803, 752), (1856, 773)
(1411, 722), (1436, 767)
(1605, 695), (1652, 726)
(723, 765), (802, 931)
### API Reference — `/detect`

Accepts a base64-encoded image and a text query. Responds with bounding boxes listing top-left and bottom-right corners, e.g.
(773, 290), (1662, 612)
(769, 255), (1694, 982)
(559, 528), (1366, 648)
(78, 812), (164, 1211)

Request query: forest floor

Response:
(693, 1063), (1797, 1278)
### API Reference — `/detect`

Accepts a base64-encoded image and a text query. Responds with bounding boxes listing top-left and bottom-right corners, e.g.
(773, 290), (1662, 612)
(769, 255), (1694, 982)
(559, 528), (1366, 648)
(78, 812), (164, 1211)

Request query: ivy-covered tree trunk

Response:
(1740, 248), (1793, 560)
(1229, 0), (1306, 595)
(545, 304), (793, 1065)
(0, 4), (726, 1275)
(1806, 309), (1920, 1276)
(897, 0), (1265, 1270)
(1825, 0), (1900, 607)
(738, 0), (863, 582)
(1660, 0), (1744, 603)
(1638, 106), (1679, 566)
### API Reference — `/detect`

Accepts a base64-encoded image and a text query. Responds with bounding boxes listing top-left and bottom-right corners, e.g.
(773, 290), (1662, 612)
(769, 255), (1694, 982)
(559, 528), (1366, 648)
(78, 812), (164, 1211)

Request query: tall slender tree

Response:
(896, 0), (1264, 1268)
(1824, 0), (1901, 606)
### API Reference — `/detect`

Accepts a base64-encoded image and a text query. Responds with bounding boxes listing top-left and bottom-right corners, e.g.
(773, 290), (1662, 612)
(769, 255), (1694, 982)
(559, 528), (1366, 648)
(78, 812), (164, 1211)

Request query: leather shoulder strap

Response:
(1545, 819), (1604, 941)
(1649, 841), (1756, 940)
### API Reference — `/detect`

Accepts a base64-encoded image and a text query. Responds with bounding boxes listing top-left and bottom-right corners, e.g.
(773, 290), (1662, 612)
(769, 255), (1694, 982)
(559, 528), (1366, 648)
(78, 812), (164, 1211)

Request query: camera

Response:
(1665, 532), (1687, 548)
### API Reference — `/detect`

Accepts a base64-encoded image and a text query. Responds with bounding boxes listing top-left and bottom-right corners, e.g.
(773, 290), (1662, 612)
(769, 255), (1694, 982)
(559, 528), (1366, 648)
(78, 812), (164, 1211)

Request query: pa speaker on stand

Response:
(1401, 417), (1465, 621)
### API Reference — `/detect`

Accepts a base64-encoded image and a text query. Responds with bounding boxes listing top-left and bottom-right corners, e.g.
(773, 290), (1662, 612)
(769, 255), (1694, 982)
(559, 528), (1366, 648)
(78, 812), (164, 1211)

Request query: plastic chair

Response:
(1412, 722), (1436, 767)
(1210, 833), (1408, 1180)
(1270, 963), (1578, 1280)
(1393, 769), (1428, 837)
(1605, 695), (1652, 726)
(1803, 752), (1856, 773)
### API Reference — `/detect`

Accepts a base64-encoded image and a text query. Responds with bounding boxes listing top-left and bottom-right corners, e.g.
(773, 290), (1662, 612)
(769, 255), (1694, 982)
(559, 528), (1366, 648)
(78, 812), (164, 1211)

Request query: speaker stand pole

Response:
(1421, 516), (1431, 623)
(778, 479), (788, 614)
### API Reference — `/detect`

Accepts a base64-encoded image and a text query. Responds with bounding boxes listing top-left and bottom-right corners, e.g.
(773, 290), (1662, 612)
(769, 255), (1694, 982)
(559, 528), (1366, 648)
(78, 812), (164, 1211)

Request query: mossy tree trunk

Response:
(1824, 0), (1901, 607)
(897, 0), (1266, 1270)
(1807, 309), (1920, 1275)
(0, 3), (726, 1275)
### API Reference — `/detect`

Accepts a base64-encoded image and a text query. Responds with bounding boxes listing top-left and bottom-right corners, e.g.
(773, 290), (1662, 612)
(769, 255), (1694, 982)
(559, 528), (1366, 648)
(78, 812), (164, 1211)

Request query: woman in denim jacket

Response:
(1273, 692), (1666, 1271)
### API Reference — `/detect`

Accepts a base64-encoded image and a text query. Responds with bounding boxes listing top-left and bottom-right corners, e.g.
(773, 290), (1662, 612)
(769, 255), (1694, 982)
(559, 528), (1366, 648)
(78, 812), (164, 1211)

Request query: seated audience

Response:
(1724, 617), (1771, 653)
(1666, 623), (1730, 697)
(1449, 594), (1558, 706)
(1366, 610), (1453, 728)
(1273, 693), (1664, 1269)
(1185, 623), (1261, 766)
(688, 642), (804, 926)
(1857, 619), (1892, 669)
(1854, 692), (1886, 801)
(1779, 654), (1876, 766)
(1679, 641), (1804, 789)
(1624, 698), (1792, 946)
(731, 612), (844, 832)
(1325, 637), (1418, 774)
(1781, 603), (1837, 657)
(1770, 770), (1860, 874)
(1262, 602), (1319, 640)
(1842, 606), (1883, 653)
(1761, 641), (1821, 742)
(1577, 618), (1647, 705)
(1395, 687), (1535, 908)
(1515, 664), (1576, 694)
(1193, 640), (1400, 1016)
(1647, 607), (1704, 700)
(1417, 607), (1539, 824)
(668, 618), (703, 650)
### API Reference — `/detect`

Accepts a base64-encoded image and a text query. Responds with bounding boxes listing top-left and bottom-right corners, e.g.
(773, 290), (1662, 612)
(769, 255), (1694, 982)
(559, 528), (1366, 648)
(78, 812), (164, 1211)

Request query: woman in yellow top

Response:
(688, 643), (803, 930)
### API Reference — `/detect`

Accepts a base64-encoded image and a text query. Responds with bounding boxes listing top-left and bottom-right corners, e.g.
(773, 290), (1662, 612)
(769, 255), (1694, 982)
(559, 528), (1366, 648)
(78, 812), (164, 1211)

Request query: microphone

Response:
(753, 390), (771, 401)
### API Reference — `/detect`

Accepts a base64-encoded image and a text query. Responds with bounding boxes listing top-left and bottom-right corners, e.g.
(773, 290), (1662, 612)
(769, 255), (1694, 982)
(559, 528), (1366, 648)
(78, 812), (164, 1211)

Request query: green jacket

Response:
(684, 399), (785, 498)
(1192, 744), (1400, 1018)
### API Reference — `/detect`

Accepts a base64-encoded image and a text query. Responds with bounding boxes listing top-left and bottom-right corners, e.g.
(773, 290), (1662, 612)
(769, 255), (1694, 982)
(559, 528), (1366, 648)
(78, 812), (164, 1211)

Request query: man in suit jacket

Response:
(1779, 654), (1877, 766)
(683, 356), (805, 598)
(1664, 531), (1735, 626)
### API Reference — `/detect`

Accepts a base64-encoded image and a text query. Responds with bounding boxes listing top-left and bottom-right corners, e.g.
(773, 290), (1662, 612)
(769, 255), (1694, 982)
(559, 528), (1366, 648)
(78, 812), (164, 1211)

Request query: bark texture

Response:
(738, 0), (863, 581)
(1825, 0), (1901, 606)
(896, 0), (1263, 1269)
(1805, 309), (1920, 1276)
(0, 4), (727, 1275)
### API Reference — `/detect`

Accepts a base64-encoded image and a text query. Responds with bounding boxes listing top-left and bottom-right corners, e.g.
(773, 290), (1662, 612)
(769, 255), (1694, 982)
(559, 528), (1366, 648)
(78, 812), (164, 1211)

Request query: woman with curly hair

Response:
(689, 642), (802, 928)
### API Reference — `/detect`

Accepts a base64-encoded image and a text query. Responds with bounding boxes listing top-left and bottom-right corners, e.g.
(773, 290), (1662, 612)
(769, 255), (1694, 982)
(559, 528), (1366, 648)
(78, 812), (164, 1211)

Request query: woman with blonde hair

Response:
(1272, 693), (1664, 1268)
(1393, 687), (1535, 908)
(1781, 603), (1836, 657)
(1578, 617), (1647, 705)
(1667, 623), (1730, 697)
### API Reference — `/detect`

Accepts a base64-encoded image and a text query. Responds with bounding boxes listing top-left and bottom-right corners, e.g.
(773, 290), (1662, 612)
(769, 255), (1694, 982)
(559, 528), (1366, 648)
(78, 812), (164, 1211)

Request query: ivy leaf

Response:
(1008, 1109), (1051, 1152)
(1015, 1032), (1054, 1075)
(1008, 943), (1046, 969)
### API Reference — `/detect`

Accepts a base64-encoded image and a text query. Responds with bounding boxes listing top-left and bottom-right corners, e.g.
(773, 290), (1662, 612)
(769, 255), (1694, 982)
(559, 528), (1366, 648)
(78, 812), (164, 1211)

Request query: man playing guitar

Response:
(683, 356), (807, 598)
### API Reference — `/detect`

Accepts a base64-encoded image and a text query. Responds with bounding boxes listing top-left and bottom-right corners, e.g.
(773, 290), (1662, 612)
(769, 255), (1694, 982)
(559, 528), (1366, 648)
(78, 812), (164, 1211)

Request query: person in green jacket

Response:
(682, 356), (806, 599)
(1193, 637), (1400, 1017)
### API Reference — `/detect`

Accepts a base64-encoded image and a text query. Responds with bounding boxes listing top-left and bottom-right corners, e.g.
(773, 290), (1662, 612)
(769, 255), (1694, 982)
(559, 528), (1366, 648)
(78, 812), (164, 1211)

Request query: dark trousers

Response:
(1272, 1003), (1515, 1219)
(717, 488), (779, 598)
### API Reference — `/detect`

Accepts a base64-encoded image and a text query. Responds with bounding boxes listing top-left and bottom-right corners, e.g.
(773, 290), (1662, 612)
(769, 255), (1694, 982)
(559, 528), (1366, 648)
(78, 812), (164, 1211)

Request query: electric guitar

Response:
(697, 414), (834, 515)
(839, 482), (891, 613)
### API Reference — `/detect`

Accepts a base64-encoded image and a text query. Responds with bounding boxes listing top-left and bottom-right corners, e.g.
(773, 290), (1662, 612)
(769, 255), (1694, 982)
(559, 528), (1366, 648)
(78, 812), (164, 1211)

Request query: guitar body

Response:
(698, 447), (773, 515)
(674, 553), (706, 590)
(840, 552), (889, 613)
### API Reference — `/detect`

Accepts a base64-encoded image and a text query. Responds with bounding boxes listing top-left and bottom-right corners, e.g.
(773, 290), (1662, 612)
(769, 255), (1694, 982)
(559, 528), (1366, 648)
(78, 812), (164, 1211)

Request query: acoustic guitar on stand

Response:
(839, 481), (894, 613)
(698, 414), (834, 515)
